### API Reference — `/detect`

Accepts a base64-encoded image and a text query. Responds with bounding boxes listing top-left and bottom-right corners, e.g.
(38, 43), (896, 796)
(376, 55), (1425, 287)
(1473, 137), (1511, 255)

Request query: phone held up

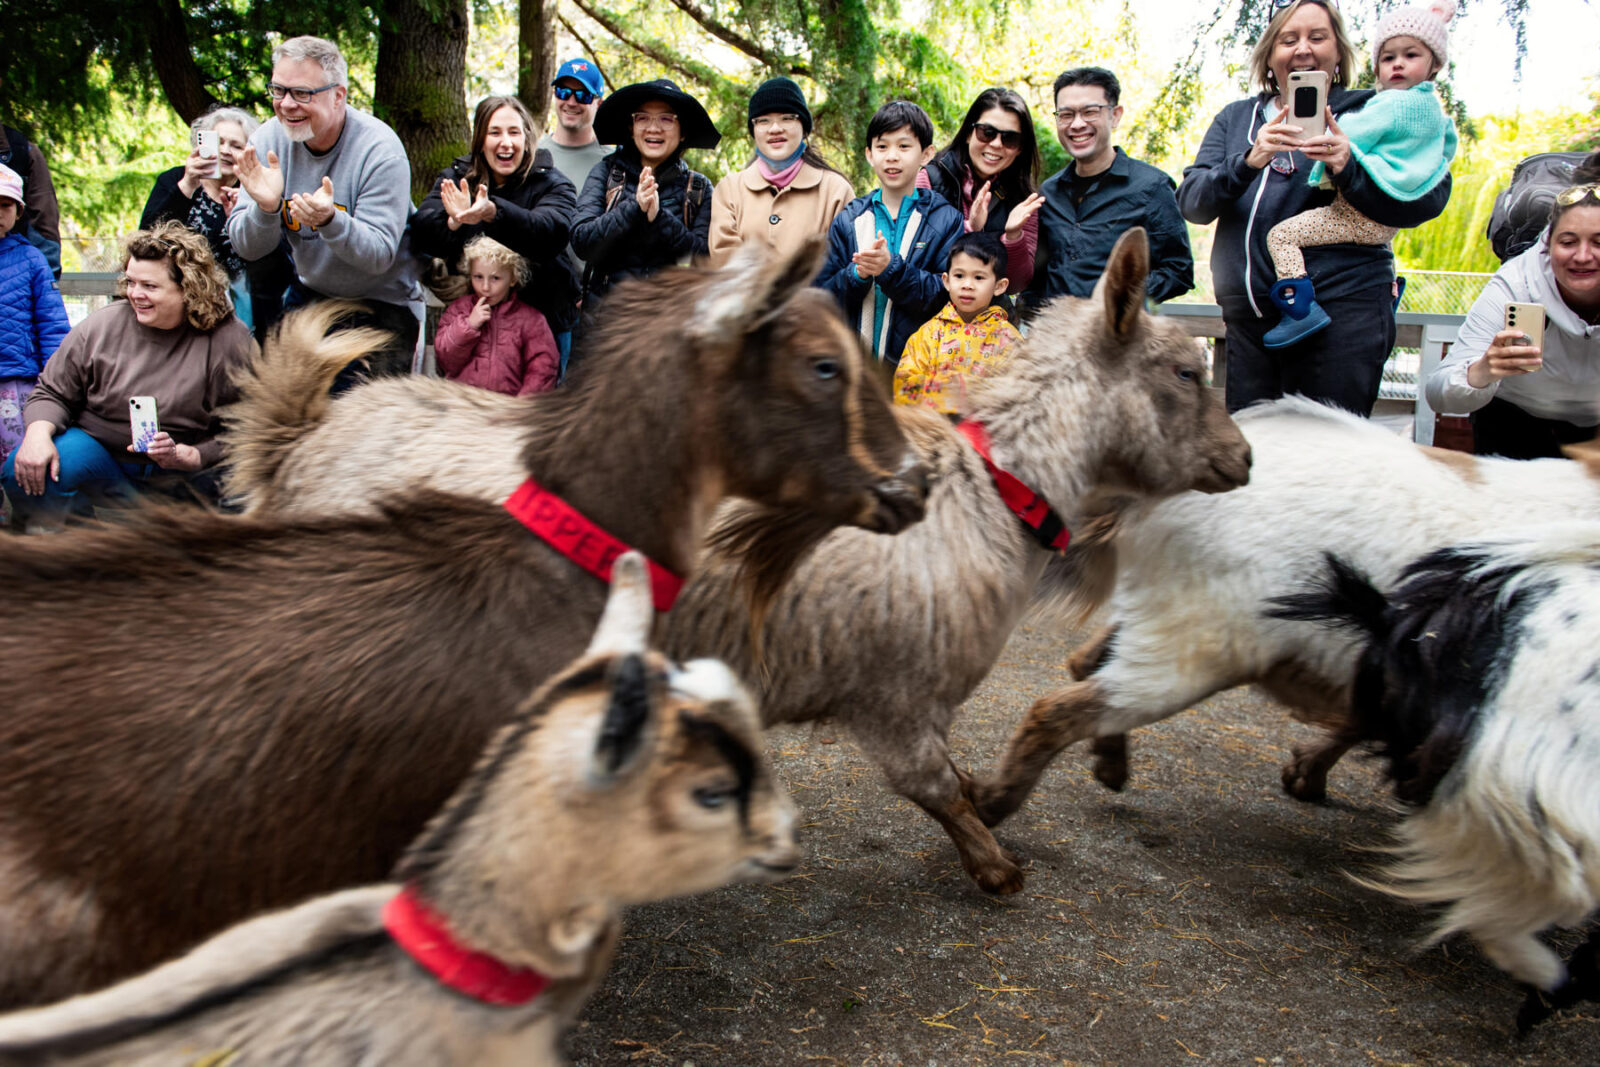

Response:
(1504, 302), (1547, 351)
(193, 127), (221, 180)
(1286, 70), (1329, 140)
(129, 396), (160, 453)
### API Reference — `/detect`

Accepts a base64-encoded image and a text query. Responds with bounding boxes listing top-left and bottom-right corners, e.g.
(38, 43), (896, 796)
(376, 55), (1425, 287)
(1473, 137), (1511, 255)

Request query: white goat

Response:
(1268, 524), (1600, 1029)
(974, 397), (1600, 824)
(0, 555), (798, 1066)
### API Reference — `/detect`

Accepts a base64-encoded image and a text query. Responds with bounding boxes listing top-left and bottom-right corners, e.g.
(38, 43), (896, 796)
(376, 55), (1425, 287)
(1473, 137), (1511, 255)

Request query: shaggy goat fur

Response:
(974, 399), (1600, 824)
(0, 555), (797, 1065)
(666, 230), (1253, 895)
(1268, 527), (1600, 1024)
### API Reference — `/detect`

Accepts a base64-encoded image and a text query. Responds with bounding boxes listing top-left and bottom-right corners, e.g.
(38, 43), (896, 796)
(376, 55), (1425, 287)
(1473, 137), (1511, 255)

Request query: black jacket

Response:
(1027, 148), (1193, 306)
(570, 149), (711, 298)
(1178, 88), (1451, 318)
(412, 150), (580, 333)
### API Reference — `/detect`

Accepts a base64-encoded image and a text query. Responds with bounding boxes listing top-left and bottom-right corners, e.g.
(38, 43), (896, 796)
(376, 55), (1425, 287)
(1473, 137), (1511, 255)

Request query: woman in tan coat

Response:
(708, 77), (854, 268)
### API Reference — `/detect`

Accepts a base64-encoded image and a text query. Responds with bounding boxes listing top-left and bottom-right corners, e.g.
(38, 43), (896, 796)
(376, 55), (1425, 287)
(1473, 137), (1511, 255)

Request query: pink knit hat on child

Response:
(1373, 0), (1456, 69)
(0, 163), (22, 207)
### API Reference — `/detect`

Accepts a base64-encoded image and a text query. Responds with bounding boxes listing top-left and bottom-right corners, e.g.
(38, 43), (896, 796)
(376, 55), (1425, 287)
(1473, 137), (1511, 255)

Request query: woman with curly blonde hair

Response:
(3, 220), (256, 530)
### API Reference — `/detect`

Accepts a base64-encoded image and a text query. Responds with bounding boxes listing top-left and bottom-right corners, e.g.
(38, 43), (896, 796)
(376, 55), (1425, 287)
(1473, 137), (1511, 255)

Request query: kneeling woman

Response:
(2, 222), (255, 529)
(1426, 158), (1600, 459)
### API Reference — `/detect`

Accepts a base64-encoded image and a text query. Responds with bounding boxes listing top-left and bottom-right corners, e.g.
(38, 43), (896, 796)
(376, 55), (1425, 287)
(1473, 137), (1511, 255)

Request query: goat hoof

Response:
(1091, 755), (1128, 792)
(1280, 758), (1329, 803)
(967, 780), (1018, 828)
(1516, 983), (1559, 1034)
(974, 857), (1025, 895)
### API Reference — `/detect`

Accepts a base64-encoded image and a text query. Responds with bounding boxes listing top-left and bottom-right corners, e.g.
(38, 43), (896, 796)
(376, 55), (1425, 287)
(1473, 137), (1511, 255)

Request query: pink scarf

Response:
(756, 144), (806, 190)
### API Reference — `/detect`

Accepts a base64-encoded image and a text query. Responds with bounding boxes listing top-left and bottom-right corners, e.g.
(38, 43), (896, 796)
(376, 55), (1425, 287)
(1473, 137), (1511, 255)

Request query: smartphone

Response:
(1504, 302), (1547, 351)
(1286, 70), (1329, 139)
(193, 128), (221, 180)
(129, 396), (160, 453)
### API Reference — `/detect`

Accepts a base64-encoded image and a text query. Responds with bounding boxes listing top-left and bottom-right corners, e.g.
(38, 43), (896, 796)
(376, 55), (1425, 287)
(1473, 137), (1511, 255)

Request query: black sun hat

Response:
(593, 79), (721, 151)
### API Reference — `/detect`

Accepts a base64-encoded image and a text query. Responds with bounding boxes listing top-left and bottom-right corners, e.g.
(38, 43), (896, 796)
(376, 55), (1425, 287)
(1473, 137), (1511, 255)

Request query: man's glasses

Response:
(1555, 183), (1600, 207)
(1273, 0), (1338, 8)
(972, 123), (1022, 149)
(1054, 105), (1109, 126)
(753, 114), (802, 130)
(554, 86), (598, 105)
(268, 83), (340, 103)
(632, 113), (679, 130)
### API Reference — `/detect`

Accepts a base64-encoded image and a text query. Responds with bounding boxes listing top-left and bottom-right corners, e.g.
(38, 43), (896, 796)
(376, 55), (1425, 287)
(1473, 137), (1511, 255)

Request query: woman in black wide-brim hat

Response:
(570, 79), (720, 304)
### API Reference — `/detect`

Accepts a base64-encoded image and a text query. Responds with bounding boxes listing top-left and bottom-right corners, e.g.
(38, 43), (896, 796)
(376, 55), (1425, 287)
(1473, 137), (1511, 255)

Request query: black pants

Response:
(1471, 395), (1598, 460)
(1222, 285), (1397, 416)
(284, 284), (420, 391)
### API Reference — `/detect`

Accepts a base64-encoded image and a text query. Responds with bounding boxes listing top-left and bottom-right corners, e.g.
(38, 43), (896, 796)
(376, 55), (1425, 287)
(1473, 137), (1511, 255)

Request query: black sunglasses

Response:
(553, 86), (598, 105)
(972, 122), (1022, 150)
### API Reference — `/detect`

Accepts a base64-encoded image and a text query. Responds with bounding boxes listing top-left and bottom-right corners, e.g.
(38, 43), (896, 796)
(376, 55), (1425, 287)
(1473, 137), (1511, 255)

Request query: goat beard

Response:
(703, 502), (840, 662)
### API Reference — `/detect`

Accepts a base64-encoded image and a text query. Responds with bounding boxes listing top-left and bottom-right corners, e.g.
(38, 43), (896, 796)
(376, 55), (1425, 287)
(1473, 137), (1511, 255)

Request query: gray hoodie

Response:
(227, 107), (422, 308)
(1427, 233), (1600, 423)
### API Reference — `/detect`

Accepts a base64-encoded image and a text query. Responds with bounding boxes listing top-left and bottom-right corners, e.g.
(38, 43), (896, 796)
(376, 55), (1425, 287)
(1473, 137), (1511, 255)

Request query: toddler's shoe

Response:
(1264, 277), (1331, 349)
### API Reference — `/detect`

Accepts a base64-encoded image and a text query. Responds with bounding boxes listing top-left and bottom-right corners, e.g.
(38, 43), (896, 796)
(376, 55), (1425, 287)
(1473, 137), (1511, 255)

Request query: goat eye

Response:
(1176, 366), (1198, 383)
(812, 359), (841, 381)
(694, 786), (735, 810)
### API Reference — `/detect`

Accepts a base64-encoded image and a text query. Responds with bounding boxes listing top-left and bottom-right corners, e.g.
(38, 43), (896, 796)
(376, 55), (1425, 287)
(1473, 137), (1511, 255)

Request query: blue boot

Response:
(1263, 277), (1331, 349)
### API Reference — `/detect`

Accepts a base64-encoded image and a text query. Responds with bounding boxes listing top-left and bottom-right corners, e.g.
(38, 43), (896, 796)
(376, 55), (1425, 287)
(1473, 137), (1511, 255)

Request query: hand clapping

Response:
(852, 234), (890, 279)
(288, 176), (337, 229)
(636, 166), (660, 222)
(234, 146), (285, 213)
(441, 178), (496, 230)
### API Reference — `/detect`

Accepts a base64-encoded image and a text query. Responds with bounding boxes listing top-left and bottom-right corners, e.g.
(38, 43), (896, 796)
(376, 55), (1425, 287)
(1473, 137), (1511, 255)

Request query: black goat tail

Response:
(1265, 551), (1390, 642)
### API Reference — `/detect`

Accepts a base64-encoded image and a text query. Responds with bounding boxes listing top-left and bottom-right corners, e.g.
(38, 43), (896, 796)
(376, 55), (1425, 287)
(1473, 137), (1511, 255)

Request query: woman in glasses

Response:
(1425, 155), (1600, 459)
(1177, 0), (1452, 417)
(571, 79), (719, 303)
(707, 77), (853, 269)
(413, 95), (580, 369)
(917, 88), (1044, 293)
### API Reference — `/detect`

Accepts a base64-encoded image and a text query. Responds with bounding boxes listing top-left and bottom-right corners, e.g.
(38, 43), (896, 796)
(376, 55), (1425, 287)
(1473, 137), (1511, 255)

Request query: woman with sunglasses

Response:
(413, 95), (580, 367)
(1425, 156), (1600, 459)
(1177, 0), (1452, 416)
(918, 88), (1044, 292)
(571, 79), (719, 303)
(708, 77), (853, 269)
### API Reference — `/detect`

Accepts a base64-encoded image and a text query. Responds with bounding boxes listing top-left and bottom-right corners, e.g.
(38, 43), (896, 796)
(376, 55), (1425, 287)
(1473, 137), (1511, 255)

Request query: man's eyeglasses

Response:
(753, 114), (802, 130)
(554, 86), (598, 105)
(632, 112), (679, 130)
(972, 122), (1022, 149)
(1555, 182), (1600, 207)
(268, 83), (340, 104)
(1054, 105), (1109, 125)
(1273, 0), (1338, 8)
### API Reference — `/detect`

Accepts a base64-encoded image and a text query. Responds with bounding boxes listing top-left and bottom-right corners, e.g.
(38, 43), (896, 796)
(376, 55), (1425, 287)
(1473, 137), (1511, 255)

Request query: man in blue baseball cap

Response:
(538, 58), (608, 192)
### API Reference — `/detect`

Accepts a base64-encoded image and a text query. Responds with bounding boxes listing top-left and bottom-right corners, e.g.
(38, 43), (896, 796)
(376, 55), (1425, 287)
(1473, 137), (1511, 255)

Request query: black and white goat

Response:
(1270, 523), (1600, 1029)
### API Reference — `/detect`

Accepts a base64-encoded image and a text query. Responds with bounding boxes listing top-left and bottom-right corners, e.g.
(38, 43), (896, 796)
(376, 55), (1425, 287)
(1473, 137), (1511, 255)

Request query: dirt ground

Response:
(568, 621), (1597, 1067)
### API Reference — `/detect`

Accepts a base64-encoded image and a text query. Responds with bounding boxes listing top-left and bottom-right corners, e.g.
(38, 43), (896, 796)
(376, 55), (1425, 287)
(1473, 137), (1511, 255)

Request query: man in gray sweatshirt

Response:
(228, 35), (423, 378)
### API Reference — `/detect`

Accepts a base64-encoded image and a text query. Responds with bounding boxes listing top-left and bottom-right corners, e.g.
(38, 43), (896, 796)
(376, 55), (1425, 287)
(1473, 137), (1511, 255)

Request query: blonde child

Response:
(894, 232), (1021, 413)
(1263, 0), (1458, 348)
(434, 235), (559, 396)
(0, 162), (69, 484)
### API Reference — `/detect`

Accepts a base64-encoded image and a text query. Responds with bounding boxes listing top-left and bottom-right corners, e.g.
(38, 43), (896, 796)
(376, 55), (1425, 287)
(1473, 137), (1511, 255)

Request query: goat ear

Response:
(592, 653), (654, 779)
(1093, 227), (1149, 344)
(686, 236), (827, 344)
(1562, 437), (1600, 478)
(586, 551), (652, 658)
(547, 902), (611, 959)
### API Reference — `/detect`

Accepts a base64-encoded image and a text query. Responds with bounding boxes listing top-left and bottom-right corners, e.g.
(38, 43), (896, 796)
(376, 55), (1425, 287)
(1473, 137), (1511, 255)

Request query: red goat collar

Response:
(384, 886), (551, 1007)
(504, 477), (684, 612)
(956, 420), (1071, 553)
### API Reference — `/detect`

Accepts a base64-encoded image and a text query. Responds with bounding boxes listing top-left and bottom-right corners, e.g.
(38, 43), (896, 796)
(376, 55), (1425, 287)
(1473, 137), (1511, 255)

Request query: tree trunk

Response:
(148, 0), (219, 123)
(375, 0), (470, 202)
(518, 0), (558, 137)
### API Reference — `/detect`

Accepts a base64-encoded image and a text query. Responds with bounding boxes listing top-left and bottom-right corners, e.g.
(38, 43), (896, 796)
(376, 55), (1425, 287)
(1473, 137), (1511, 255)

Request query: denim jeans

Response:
(1, 427), (150, 526)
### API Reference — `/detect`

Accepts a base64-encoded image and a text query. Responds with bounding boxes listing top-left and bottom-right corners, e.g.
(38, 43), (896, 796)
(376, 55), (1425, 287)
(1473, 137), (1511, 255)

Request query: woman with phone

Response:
(707, 77), (854, 270)
(140, 106), (292, 342)
(1425, 155), (1600, 459)
(1176, 0), (1452, 416)
(412, 95), (580, 372)
(915, 88), (1045, 293)
(1, 223), (253, 532)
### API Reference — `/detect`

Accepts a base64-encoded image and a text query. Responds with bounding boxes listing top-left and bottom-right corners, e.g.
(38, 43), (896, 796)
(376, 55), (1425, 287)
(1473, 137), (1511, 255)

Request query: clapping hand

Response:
(289, 176), (337, 229)
(442, 179), (496, 229)
(1004, 193), (1045, 241)
(852, 234), (890, 279)
(234, 146), (285, 213)
(968, 181), (995, 232)
(636, 166), (660, 222)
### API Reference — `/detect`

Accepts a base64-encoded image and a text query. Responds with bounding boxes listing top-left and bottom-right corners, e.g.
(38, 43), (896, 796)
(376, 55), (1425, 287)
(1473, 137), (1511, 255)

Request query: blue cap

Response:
(552, 58), (604, 98)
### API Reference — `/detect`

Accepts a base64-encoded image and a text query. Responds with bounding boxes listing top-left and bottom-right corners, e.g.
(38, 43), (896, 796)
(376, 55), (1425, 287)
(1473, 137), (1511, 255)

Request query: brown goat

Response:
(666, 230), (1252, 894)
(0, 554), (798, 1066)
(0, 241), (923, 1009)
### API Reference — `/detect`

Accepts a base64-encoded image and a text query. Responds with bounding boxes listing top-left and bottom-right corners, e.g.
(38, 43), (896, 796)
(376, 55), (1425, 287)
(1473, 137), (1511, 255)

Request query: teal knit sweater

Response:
(1307, 81), (1457, 201)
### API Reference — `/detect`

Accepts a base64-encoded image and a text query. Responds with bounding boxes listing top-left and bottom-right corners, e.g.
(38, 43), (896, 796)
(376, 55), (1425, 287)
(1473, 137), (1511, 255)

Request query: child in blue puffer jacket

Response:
(0, 162), (69, 475)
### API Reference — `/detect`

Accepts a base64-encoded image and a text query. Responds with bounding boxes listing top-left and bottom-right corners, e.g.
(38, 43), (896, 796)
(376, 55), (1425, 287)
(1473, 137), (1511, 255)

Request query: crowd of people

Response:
(1, 0), (1598, 530)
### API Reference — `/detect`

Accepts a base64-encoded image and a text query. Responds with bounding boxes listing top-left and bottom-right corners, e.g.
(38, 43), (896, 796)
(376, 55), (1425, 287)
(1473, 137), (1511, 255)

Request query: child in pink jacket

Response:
(434, 236), (559, 396)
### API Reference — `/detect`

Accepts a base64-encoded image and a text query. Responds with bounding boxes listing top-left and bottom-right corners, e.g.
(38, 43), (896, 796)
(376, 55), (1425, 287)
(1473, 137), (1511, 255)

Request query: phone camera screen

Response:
(1293, 86), (1319, 118)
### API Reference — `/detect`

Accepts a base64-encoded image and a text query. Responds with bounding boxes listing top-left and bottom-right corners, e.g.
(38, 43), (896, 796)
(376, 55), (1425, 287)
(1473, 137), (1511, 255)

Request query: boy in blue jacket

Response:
(0, 162), (69, 477)
(820, 101), (963, 368)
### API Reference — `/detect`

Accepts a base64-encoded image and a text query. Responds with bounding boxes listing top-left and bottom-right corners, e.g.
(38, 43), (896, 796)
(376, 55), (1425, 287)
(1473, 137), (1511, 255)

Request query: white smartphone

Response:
(1286, 70), (1329, 139)
(1504, 302), (1547, 351)
(193, 128), (221, 180)
(129, 396), (160, 453)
